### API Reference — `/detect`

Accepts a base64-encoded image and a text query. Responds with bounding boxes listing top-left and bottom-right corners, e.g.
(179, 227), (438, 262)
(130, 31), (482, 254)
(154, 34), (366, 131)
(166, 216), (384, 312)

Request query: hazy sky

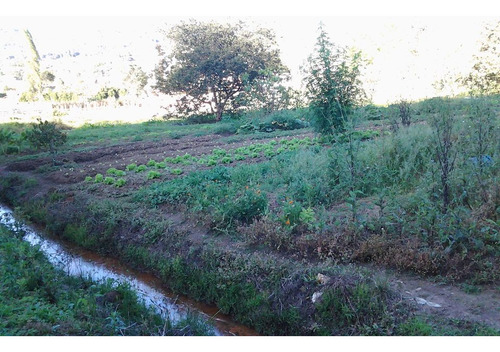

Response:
(2, 2), (500, 103)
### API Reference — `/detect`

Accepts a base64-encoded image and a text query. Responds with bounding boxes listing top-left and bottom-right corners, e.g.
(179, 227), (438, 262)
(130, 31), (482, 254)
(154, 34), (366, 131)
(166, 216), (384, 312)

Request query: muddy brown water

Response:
(0, 205), (257, 336)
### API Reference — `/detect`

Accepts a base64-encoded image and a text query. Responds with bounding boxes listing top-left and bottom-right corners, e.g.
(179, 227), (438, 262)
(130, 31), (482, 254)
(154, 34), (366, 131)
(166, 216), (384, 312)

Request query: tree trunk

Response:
(216, 106), (223, 121)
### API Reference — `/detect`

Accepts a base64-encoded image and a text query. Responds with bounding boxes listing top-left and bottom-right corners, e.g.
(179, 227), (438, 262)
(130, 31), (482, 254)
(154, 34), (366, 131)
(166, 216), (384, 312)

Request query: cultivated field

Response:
(1, 97), (499, 335)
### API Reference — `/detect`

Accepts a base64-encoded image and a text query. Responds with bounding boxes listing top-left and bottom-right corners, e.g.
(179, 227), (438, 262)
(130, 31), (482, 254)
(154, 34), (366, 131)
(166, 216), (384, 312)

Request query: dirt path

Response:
(381, 268), (500, 330)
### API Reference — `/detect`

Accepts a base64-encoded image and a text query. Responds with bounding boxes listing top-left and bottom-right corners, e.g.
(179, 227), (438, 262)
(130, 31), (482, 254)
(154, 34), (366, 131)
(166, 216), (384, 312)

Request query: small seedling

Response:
(147, 159), (157, 167)
(84, 176), (93, 182)
(171, 168), (183, 175)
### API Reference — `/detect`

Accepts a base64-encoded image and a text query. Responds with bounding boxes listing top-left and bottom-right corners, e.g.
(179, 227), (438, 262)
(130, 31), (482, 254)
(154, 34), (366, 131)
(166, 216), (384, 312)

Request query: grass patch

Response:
(0, 224), (214, 336)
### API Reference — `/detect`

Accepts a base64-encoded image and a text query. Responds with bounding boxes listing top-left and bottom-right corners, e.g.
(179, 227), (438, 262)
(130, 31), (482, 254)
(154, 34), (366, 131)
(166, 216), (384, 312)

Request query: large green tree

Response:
(302, 24), (366, 134)
(154, 20), (287, 120)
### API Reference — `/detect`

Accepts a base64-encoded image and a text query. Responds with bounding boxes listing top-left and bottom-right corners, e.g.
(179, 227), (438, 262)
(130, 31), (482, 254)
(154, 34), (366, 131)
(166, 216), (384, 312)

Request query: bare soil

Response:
(385, 269), (500, 330)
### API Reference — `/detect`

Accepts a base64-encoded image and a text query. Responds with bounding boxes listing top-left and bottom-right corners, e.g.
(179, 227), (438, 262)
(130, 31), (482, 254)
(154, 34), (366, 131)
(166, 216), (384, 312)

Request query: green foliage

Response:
(20, 29), (42, 102)
(396, 317), (434, 336)
(316, 282), (392, 334)
(91, 87), (126, 101)
(126, 163), (137, 171)
(114, 178), (126, 187)
(237, 109), (309, 134)
(302, 24), (366, 135)
(0, 127), (27, 155)
(147, 171), (161, 180)
(94, 174), (104, 183)
(463, 20), (500, 95)
(24, 119), (67, 158)
(0, 225), (212, 336)
(155, 161), (167, 169)
(155, 20), (287, 120)
(171, 168), (183, 175)
(106, 168), (126, 177)
(103, 177), (115, 185)
(84, 176), (93, 182)
(124, 64), (149, 97)
(135, 165), (147, 173)
(213, 189), (268, 228)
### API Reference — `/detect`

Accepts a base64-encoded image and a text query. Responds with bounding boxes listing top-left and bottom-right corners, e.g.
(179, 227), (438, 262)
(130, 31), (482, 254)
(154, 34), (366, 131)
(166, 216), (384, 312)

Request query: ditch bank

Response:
(0, 172), (414, 335)
(0, 204), (255, 336)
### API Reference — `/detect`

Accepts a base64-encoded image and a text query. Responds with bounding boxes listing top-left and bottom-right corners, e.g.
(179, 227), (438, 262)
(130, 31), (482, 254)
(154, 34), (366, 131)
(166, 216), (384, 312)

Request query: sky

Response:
(2, 1), (500, 104)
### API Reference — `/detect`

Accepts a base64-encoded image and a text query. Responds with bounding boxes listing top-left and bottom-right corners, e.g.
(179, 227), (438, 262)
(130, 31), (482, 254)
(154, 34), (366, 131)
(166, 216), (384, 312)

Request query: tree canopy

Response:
(154, 20), (288, 120)
(464, 20), (500, 95)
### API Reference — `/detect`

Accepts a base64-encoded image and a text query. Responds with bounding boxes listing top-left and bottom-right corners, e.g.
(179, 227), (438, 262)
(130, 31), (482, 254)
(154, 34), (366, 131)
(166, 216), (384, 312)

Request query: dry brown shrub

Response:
(354, 235), (444, 276)
(237, 217), (293, 251)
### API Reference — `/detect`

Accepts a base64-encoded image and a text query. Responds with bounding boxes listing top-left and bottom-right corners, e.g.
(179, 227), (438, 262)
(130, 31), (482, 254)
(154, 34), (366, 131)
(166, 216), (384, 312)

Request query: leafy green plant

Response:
(135, 165), (147, 173)
(155, 161), (167, 169)
(302, 24), (366, 135)
(104, 176), (115, 185)
(126, 163), (137, 171)
(94, 174), (104, 183)
(84, 176), (93, 182)
(106, 168), (126, 177)
(115, 178), (126, 187)
(171, 168), (183, 175)
(147, 171), (161, 180)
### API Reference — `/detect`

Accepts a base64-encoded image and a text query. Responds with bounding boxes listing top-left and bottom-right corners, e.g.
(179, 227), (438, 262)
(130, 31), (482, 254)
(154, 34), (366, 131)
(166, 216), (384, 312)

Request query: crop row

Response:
(83, 137), (323, 186)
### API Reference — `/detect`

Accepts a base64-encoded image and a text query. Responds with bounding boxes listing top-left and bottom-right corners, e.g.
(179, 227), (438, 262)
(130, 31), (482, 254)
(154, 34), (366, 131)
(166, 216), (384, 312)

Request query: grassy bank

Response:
(0, 224), (214, 336)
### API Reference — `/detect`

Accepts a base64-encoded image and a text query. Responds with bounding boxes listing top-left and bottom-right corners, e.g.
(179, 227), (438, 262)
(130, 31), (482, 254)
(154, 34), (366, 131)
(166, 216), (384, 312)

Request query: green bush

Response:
(24, 118), (67, 160)
(213, 189), (268, 228)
